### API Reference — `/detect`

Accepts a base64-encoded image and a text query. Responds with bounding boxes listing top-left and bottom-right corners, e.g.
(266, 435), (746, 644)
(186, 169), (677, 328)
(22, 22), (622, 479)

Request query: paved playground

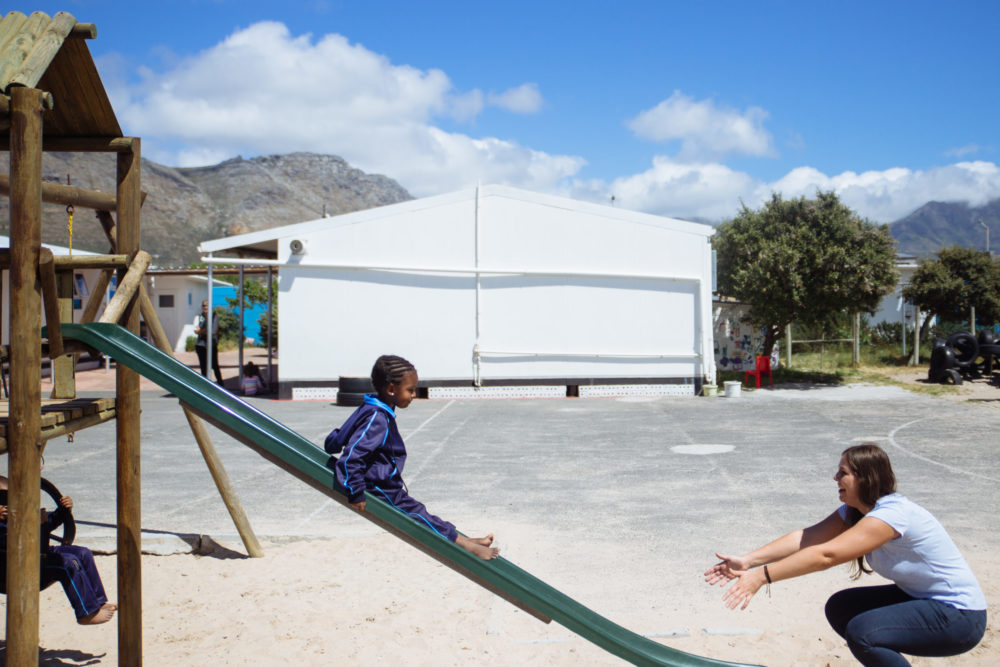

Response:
(5, 381), (998, 665)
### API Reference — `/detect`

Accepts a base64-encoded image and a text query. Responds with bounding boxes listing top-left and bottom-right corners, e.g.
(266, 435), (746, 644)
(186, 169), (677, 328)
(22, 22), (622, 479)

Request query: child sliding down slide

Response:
(325, 355), (499, 560)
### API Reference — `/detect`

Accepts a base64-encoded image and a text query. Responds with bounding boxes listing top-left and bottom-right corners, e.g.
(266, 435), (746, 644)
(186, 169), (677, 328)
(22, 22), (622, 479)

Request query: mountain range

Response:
(1, 151), (995, 263)
(0, 152), (412, 266)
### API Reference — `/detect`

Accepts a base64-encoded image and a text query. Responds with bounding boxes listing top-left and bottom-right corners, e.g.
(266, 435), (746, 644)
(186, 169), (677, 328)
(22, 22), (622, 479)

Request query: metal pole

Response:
(207, 254), (214, 382)
(266, 266), (273, 387)
(238, 264), (244, 389)
(979, 219), (990, 253)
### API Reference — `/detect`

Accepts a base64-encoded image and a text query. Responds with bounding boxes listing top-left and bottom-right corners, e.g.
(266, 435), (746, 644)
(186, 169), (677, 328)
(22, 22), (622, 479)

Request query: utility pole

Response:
(980, 218), (990, 254)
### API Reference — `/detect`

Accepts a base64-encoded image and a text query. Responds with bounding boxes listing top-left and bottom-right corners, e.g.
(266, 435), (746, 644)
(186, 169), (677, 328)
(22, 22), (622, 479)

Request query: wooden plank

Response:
(115, 139), (143, 667)
(0, 12), (37, 82)
(51, 267), (77, 400)
(6, 85), (45, 667)
(36, 36), (121, 138)
(0, 398), (117, 453)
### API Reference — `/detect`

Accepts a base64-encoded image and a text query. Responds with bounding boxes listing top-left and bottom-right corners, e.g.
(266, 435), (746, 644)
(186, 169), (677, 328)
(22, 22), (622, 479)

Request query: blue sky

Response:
(18, 1), (1000, 223)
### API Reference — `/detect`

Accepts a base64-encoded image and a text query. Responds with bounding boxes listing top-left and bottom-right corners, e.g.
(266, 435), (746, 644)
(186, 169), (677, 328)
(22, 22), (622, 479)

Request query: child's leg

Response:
(372, 485), (499, 560)
(44, 545), (112, 621)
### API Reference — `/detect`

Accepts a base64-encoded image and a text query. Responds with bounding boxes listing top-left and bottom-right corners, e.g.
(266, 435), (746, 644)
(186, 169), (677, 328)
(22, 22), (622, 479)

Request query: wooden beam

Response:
(98, 250), (150, 325)
(7, 85), (45, 667)
(69, 23), (97, 39)
(0, 251), (129, 271)
(137, 286), (265, 558)
(115, 139), (143, 667)
(0, 173), (117, 210)
(0, 136), (134, 153)
(38, 247), (63, 358)
(80, 269), (112, 324)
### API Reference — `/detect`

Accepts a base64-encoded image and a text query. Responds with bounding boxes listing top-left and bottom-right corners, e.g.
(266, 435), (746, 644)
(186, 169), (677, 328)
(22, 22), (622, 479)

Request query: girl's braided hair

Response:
(371, 355), (416, 392)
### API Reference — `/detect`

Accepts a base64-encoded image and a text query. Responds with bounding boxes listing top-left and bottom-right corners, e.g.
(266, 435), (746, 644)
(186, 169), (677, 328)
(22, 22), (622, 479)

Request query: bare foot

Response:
(456, 534), (500, 560)
(78, 603), (116, 625)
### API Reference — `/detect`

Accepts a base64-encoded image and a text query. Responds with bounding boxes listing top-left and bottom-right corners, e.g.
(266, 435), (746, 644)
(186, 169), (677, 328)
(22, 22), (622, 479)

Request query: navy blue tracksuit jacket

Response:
(325, 394), (457, 542)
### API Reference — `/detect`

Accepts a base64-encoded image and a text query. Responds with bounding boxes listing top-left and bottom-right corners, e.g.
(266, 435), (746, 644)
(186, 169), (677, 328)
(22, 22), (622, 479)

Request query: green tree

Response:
(714, 191), (898, 355)
(902, 246), (1000, 337)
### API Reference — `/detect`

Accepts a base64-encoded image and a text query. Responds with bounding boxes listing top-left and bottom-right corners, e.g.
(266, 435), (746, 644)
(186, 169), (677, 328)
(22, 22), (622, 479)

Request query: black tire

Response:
(40, 478), (75, 546)
(945, 368), (963, 385)
(946, 331), (978, 368)
(336, 391), (367, 407)
(338, 376), (374, 394)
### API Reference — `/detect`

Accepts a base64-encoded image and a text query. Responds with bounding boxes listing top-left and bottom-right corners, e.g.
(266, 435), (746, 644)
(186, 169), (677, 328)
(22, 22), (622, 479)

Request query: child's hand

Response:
(59, 496), (73, 511)
(350, 500), (366, 512)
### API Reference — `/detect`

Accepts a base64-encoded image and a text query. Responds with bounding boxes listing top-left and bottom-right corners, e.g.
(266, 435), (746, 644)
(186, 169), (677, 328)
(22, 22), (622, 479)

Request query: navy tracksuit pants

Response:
(369, 484), (458, 542)
(43, 545), (108, 619)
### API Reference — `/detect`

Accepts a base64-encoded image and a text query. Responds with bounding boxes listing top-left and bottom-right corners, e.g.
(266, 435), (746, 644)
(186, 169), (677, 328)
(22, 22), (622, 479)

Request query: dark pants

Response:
(43, 545), (108, 619)
(195, 340), (223, 384)
(825, 584), (987, 666)
(368, 484), (458, 542)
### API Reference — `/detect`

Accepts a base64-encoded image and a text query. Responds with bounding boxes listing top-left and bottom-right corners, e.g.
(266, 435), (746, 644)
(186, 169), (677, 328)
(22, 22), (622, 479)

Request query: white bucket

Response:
(723, 380), (742, 398)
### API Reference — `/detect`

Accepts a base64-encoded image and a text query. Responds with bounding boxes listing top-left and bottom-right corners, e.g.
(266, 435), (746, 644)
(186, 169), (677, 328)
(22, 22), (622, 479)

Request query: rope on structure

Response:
(66, 174), (74, 256)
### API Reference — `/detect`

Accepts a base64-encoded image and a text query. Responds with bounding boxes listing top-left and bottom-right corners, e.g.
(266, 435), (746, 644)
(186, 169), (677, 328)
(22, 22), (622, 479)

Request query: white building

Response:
(199, 185), (717, 399)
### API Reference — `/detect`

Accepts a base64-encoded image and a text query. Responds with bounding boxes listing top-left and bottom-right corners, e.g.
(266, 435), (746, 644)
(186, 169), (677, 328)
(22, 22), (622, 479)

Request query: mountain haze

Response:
(0, 152), (412, 266)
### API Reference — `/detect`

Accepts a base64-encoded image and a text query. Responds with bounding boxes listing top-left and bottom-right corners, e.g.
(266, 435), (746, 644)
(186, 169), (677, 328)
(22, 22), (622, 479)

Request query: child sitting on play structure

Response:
(241, 361), (267, 396)
(325, 354), (499, 560)
(0, 475), (117, 625)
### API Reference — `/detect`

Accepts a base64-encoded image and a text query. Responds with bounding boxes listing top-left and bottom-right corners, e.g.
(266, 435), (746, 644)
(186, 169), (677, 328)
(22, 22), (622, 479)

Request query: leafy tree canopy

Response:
(901, 245), (1000, 326)
(713, 191), (898, 354)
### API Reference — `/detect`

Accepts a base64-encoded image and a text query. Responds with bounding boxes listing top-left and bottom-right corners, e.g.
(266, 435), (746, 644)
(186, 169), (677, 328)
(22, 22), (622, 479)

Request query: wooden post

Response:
(7, 86), (45, 667)
(38, 247), (64, 358)
(51, 266), (76, 398)
(98, 250), (150, 324)
(137, 287), (264, 557)
(970, 306), (976, 335)
(115, 139), (143, 667)
(80, 270), (113, 324)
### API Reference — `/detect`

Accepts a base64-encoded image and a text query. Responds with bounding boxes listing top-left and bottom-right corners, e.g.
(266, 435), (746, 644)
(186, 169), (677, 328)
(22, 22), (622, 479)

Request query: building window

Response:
(159, 294), (175, 308)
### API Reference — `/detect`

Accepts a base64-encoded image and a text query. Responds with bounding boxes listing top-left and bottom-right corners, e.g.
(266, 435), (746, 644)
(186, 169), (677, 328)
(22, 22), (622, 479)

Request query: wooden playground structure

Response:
(1, 11), (264, 665)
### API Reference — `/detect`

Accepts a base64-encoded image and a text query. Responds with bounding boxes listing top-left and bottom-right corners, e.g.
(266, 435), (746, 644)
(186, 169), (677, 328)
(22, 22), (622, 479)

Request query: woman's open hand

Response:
(721, 568), (767, 610)
(704, 552), (750, 586)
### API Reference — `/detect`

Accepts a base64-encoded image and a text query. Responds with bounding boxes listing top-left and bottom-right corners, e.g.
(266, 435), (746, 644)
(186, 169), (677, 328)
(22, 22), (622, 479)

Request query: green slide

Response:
(61, 322), (759, 667)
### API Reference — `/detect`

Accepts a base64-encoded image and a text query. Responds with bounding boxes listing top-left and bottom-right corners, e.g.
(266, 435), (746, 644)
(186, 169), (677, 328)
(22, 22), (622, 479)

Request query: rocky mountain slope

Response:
(890, 199), (1000, 257)
(0, 152), (412, 266)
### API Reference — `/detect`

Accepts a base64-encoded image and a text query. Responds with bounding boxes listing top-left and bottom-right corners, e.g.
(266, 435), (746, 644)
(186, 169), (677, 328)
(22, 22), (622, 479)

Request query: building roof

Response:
(198, 184), (714, 259)
(1, 11), (121, 138)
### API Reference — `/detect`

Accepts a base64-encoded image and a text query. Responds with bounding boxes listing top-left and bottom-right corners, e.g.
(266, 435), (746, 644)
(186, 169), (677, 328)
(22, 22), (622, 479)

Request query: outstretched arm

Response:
(706, 510), (846, 585)
(721, 516), (897, 610)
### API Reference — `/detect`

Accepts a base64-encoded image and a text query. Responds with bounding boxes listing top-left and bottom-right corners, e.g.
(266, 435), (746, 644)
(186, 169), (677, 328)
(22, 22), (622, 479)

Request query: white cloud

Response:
(626, 91), (775, 161)
(945, 143), (983, 158)
(487, 83), (543, 114)
(572, 158), (1000, 224)
(110, 21), (573, 196)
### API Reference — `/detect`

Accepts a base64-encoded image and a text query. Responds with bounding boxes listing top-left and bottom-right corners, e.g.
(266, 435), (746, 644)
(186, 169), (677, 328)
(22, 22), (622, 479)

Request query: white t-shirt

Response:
(839, 493), (986, 610)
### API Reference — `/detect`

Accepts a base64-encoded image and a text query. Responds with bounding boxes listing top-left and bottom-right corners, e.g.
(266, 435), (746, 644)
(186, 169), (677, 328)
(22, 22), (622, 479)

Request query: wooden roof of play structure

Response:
(0, 10), (120, 138)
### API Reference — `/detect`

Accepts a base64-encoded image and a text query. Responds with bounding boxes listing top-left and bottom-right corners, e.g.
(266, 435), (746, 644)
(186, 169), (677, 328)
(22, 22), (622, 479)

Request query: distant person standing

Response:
(194, 299), (224, 384)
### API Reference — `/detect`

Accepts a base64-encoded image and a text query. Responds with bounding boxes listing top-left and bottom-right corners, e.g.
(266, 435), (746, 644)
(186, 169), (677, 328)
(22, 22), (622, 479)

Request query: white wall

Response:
(275, 186), (716, 386)
(144, 275), (210, 352)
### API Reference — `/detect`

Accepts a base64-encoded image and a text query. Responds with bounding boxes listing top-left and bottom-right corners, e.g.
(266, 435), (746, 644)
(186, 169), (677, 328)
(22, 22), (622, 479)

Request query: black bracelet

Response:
(764, 565), (773, 583)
